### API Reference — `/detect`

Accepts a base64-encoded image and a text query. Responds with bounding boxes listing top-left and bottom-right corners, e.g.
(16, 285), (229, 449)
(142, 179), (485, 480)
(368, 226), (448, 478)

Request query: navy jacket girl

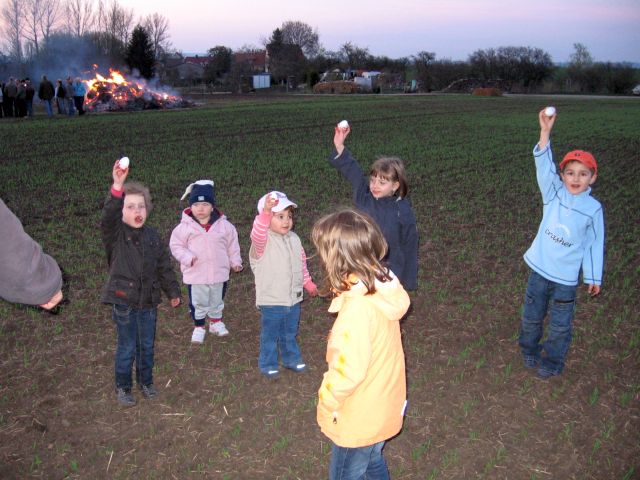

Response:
(329, 125), (418, 290)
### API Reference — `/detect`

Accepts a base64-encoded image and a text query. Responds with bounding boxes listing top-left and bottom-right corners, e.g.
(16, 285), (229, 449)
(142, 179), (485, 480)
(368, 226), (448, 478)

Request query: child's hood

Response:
(328, 272), (410, 322)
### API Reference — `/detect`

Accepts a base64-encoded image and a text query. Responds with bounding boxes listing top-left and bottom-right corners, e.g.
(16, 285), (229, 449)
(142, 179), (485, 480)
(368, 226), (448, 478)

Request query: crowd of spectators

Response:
(1, 75), (87, 119)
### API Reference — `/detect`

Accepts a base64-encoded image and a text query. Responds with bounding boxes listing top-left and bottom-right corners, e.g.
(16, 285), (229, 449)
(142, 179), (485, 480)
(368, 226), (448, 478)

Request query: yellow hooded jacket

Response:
(317, 273), (410, 448)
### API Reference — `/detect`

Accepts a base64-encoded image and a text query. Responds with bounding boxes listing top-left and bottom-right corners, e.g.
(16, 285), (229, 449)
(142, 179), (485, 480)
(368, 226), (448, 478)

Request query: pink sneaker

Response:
(209, 321), (229, 336)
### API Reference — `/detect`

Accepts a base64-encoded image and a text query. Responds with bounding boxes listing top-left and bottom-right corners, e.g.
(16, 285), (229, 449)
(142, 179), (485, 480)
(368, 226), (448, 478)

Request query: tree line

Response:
(1, 1), (637, 95)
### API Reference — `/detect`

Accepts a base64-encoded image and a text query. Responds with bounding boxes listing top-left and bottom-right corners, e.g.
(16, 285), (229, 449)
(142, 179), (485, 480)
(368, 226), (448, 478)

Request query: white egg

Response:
(544, 106), (556, 117)
(338, 120), (349, 129)
(118, 156), (130, 169)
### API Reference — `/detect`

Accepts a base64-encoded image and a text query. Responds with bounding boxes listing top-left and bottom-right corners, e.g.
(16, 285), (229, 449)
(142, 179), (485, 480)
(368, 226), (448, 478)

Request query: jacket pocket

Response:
(109, 278), (137, 303)
(112, 304), (131, 326)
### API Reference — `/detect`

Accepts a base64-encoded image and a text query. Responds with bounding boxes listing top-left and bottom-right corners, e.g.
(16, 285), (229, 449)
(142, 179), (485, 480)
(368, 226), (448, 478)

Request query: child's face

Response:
(369, 174), (399, 199)
(122, 193), (147, 228)
(560, 161), (597, 195)
(191, 202), (213, 224)
(269, 208), (293, 235)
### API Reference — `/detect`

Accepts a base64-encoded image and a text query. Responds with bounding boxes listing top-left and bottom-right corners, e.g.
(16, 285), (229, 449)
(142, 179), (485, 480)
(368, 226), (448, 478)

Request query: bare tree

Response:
(65, 0), (95, 37)
(39, 0), (62, 43)
(2, 0), (24, 61)
(570, 43), (593, 67)
(20, 0), (61, 57)
(103, 0), (134, 45)
(280, 20), (319, 58)
(339, 42), (371, 69)
(143, 12), (170, 59)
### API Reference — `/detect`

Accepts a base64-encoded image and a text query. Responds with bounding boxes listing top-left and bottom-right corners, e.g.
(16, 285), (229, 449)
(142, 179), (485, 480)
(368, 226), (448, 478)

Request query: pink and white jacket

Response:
(170, 209), (242, 285)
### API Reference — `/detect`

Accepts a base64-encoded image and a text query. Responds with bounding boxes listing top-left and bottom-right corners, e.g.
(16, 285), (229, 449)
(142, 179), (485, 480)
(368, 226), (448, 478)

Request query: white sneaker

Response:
(209, 321), (229, 336)
(191, 327), (206, 344)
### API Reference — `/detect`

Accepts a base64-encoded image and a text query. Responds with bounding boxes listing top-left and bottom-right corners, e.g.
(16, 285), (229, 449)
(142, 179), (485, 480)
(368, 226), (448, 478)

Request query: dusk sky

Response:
(118, 0), (640, 63)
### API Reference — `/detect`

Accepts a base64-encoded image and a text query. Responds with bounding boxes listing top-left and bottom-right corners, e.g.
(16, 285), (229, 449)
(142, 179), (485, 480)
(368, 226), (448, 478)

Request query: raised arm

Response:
(537, 108), (556, 150)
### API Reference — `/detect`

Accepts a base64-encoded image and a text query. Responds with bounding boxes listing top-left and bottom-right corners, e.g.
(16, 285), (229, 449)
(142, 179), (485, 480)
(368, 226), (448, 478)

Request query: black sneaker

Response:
(116, 388), (136, 407)
(140, 384), (158, 399)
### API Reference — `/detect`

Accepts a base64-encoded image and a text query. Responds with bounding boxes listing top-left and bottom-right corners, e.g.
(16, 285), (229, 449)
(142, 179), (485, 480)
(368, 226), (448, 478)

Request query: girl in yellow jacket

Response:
(312, 208), (410, 480)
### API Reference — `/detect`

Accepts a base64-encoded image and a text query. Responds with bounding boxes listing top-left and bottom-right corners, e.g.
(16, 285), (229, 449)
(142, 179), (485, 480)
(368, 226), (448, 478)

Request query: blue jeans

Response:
(329, 441), (389, 480)
(43, 99), (53, 117)
(258, 303), (303, 373)
(66, 97), (75, 116)
(519, 270), (577, 375)
(112, 305), (157, 390)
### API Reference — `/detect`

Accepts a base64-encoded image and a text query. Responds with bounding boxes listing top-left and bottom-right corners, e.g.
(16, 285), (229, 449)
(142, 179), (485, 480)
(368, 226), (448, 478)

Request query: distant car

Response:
(633, 84), (640, 95)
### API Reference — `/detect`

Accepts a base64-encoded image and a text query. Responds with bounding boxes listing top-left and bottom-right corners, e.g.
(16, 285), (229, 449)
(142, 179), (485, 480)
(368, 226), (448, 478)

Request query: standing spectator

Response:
(73, 77), (86, 115)
(4, 77), (17, 117)
(55, 79), (67, 115)
(38, 74), (55, 117)
(0, 199), (64, 310)
(66, 77), (76, 116)
(25, 79), (36, 118)
(15, 79), (27, 118)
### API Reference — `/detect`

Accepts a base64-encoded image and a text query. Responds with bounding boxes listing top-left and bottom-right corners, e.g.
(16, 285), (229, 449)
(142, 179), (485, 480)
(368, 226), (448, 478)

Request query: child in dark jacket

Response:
(101, 160), (181, 407)
(329, 123), (419, 290)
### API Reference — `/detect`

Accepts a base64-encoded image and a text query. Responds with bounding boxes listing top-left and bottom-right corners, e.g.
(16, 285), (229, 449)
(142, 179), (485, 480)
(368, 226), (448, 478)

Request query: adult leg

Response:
(67, 97), (75, 116)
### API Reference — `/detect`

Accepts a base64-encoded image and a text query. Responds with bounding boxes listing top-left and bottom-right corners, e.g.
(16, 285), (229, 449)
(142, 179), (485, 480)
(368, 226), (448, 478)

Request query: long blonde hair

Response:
(312, 208), (391, 296)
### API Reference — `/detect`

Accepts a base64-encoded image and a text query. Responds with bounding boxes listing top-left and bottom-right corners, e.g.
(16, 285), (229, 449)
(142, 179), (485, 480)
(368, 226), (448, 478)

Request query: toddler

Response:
(249, 191), (317, 379)
(170, 180), (243, 344)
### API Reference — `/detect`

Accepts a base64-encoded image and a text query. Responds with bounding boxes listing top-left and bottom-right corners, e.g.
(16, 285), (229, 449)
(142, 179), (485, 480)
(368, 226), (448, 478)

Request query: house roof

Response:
(234, 51), (267, 66)
(184, 56), (213, 65)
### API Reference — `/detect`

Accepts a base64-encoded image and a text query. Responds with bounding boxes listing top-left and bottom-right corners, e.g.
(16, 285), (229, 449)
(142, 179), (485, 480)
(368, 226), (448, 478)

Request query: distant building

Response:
(161, 50), (270, 86)
(234, 51), (268, 73)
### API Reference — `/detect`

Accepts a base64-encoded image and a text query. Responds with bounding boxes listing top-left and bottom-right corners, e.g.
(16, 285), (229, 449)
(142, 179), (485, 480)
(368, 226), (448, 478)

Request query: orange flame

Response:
(83, 68), (185, 112)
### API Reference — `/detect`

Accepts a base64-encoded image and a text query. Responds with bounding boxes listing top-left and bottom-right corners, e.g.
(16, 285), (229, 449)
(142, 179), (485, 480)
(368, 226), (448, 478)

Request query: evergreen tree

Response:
(125, 25), (155, 79)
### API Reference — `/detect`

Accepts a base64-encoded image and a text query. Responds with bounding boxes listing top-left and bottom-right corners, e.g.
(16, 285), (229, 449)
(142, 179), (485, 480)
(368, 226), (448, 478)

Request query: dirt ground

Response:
(0, 96), (638, 479)
(0, 232), (637, 479)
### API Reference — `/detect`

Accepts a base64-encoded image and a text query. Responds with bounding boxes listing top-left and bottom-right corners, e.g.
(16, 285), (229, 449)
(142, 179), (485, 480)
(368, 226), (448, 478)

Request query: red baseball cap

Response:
(560, 150), (597, 174)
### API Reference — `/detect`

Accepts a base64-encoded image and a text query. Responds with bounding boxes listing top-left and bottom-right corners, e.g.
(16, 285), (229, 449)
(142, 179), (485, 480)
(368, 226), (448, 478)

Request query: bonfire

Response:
(84, 69), (191, 112)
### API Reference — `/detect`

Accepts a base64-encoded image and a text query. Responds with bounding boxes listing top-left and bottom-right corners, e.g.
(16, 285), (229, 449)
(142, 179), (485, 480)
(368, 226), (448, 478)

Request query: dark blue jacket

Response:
(329, 148), (419, 290)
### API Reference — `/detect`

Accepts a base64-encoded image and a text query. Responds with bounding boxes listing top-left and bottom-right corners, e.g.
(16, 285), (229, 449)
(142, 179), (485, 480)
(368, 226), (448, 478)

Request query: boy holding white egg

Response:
(249, 191), (318, 379)
(519, 108), (604, 379)
(101, 158), (182, 407)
